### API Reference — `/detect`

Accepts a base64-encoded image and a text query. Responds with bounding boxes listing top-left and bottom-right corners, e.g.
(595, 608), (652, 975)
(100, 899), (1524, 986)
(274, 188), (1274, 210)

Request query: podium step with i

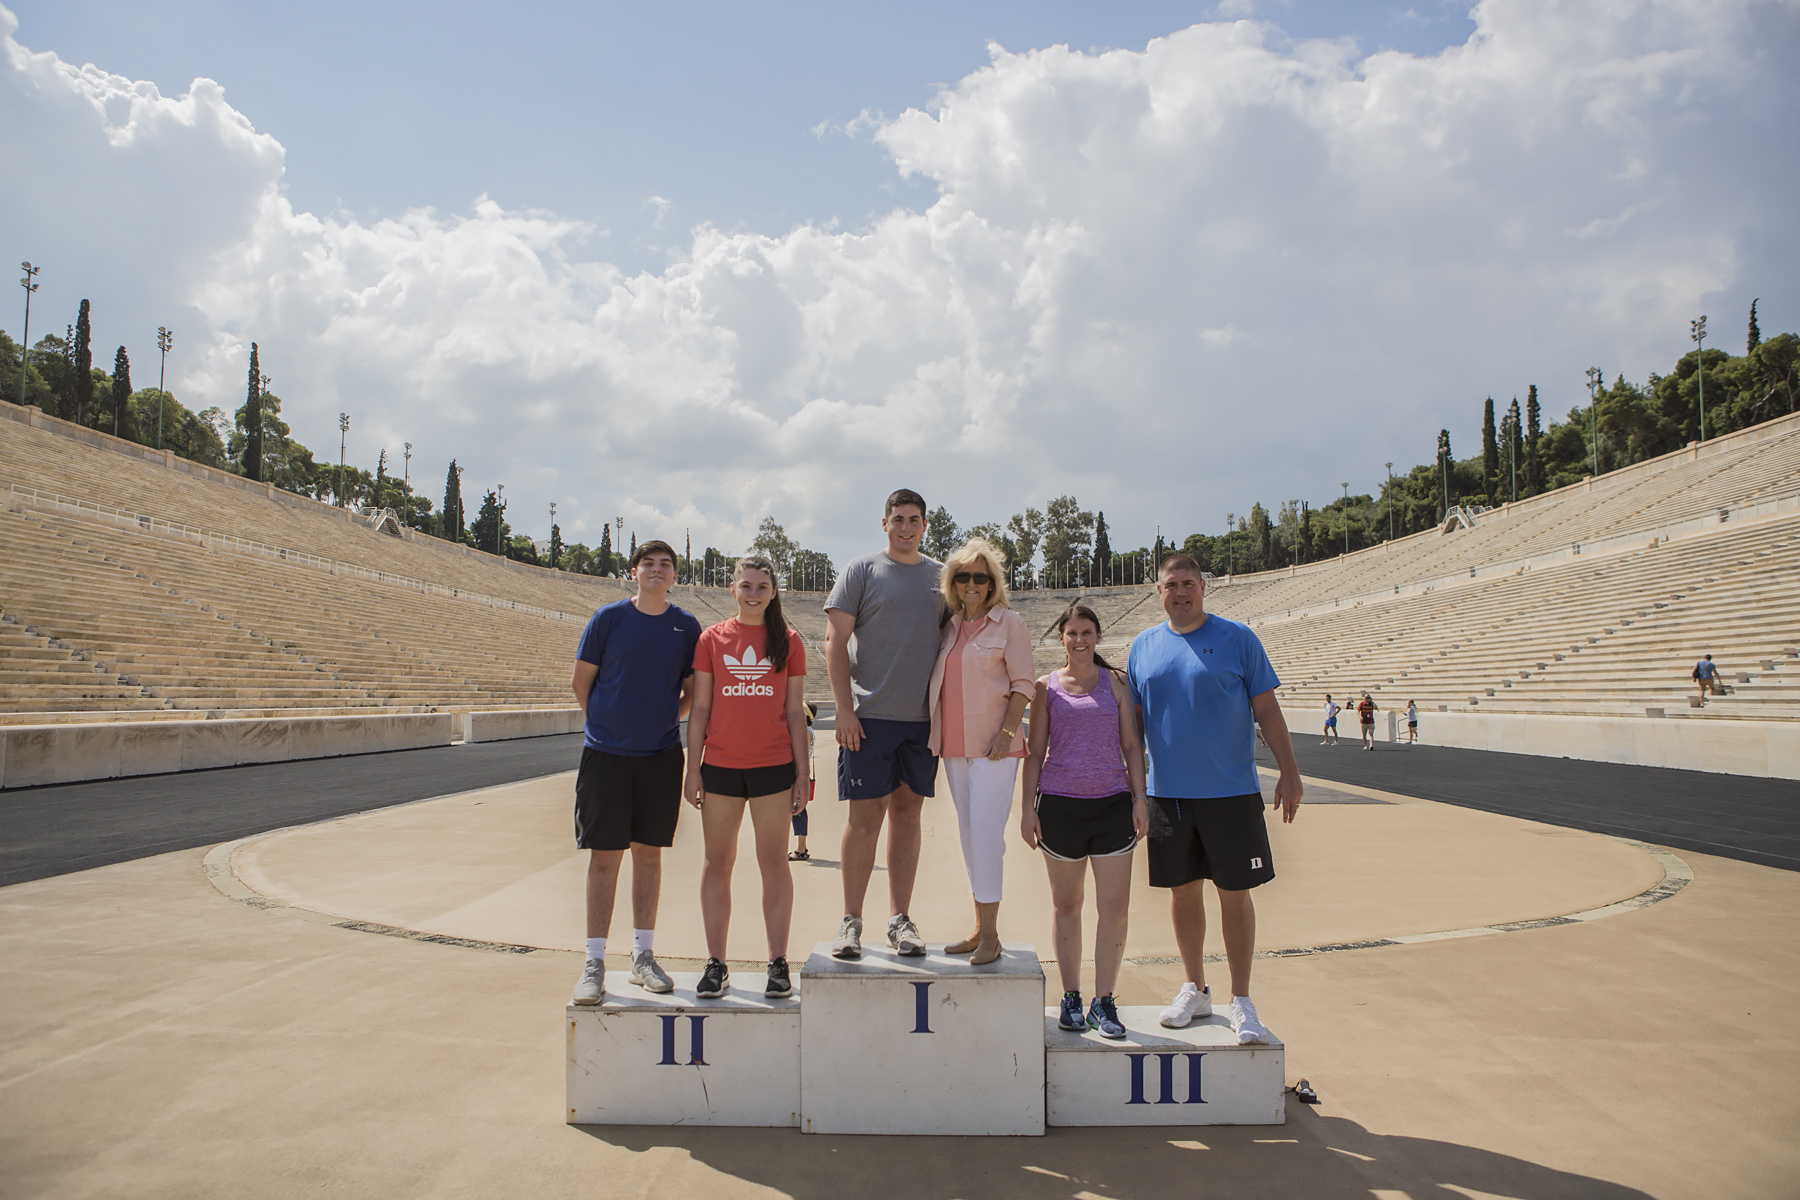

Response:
(799, 941), (1046, 1136)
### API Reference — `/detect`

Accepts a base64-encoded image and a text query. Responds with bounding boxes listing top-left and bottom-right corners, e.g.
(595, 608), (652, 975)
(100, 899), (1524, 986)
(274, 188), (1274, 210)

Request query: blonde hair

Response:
(940, 537), (1011, 616)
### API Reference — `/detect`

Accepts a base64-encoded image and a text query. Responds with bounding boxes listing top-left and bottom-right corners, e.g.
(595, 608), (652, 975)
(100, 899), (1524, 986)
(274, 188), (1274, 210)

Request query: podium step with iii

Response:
(1045, 1006), (1286, 1125)
(566, 974), (800, 1127)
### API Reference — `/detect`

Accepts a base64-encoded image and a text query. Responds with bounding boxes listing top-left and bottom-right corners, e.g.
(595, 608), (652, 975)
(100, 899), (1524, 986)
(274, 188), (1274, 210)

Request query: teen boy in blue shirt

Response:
(569, 540), (701, 1004)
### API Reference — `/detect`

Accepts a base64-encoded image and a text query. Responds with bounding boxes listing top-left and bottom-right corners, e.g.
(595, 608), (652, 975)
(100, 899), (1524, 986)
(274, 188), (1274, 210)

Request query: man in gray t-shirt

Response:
(821, 488), (943, 959)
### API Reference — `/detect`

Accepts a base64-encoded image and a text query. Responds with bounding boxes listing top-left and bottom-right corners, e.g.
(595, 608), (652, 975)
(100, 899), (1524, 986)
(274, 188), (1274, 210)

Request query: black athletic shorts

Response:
(1145, 793), (1274, 891)
(574, 744), (684, 850)
(700, 759), (797, 799)
(1037, 791), (1137, 862)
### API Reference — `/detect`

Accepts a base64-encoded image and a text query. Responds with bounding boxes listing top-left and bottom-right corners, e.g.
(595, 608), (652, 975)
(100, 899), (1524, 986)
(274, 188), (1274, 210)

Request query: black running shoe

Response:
(697, 957), (729, 999)
(765, 956), (793, 998)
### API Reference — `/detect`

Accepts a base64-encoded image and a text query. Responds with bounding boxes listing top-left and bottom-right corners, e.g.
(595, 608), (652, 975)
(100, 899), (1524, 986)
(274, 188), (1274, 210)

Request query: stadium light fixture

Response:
(1341, 483), (1349, 556)
(155, 327), (172, 450)
(497, 484), (506, 555)
(1585, 367), (1603, 476)
(1691, 315), (1708, 441)
(402, 442), (412, 526)
(17, 262), (39, 408)
(337, 413), (350, 508)
(1385, 463), (1394, 542)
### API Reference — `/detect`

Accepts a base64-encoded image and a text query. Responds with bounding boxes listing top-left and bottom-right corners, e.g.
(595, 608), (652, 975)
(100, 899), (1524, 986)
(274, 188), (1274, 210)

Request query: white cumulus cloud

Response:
(1, 0), (1794, 562)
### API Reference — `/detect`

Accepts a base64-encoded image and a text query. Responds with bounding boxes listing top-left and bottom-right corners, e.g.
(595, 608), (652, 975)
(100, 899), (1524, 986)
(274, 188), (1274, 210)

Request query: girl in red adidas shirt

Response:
(683, 554), (809, 1000)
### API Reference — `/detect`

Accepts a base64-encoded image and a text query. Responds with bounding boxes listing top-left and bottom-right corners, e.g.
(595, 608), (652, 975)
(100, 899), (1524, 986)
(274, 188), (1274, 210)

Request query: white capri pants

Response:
(942, 756), (1019, 904)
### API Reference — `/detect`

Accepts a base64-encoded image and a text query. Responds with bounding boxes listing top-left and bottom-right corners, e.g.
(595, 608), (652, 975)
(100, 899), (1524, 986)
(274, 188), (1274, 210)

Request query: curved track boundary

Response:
(203, 824), (1693, 966)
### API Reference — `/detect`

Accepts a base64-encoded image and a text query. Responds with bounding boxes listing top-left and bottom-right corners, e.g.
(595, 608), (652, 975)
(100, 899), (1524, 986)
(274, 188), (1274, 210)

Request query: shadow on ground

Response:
(585, 1101), (1649, 1199)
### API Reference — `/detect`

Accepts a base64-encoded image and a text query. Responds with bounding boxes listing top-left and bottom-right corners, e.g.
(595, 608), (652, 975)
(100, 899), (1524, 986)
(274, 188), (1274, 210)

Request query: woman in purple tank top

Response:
(1020, 604), (1148, 1040)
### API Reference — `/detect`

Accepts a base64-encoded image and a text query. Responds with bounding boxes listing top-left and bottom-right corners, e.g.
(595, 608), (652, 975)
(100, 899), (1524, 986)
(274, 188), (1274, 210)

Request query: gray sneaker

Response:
(572, 957), (605, 1005)
(628, 948), (674, 993)
(887, 912), (926, 957)
(831, 914), (863, 959)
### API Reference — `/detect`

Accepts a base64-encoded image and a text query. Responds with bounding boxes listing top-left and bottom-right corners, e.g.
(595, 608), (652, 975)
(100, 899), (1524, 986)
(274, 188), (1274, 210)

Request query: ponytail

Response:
(735, 555), (791, 673)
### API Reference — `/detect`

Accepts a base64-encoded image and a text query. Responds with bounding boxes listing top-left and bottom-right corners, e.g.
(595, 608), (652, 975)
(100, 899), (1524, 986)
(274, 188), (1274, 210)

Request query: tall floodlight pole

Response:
(1691, 315), (1708, 441)
(337, 413), (349, 507)
(17, 263), (39, 407)
(616, 516), (624, 579)
(1341, 483), (1350, 556)
(1585, 367), (1604, 476)
(155, 327), (172, 449)
(401, 442), (413, 526)
(496, 484), (506, 555)
(1224, 515), (1232, 575)
(1385, 462), (1394, 542)
(1508, 414), (1517, 502)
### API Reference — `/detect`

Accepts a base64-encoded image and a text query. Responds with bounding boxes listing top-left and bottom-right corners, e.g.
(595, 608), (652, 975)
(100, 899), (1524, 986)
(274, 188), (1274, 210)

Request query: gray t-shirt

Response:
(825, 551), (944, 722)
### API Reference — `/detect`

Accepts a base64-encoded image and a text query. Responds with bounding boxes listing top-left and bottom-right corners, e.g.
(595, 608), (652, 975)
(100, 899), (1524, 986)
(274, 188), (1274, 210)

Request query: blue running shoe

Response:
(1087, 994), (1127, 1039)
(1058, 991), (1085, 1032)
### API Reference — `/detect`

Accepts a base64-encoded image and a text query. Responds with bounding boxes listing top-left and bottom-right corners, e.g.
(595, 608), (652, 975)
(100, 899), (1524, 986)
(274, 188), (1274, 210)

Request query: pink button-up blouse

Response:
(926, 606), (1035, 759)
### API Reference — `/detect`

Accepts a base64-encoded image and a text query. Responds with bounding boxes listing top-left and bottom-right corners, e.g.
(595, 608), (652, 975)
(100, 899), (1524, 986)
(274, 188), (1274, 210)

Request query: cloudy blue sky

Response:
(2, 1), (1795, 561)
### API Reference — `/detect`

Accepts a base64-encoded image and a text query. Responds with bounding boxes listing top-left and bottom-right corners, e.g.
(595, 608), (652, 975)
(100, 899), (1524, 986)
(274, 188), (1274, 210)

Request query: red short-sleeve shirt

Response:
(692, 618), (806, 769)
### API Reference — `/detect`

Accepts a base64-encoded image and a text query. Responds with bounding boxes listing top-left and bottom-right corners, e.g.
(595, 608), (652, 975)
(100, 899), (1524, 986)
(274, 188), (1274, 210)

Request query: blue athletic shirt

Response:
(576, 598), (702, 755)
(1127, 614), (1281, 799)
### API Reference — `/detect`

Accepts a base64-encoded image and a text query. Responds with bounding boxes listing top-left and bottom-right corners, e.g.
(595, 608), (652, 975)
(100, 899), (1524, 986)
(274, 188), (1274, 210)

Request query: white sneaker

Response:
(1158, 982), (1212, 1028)
(1230, 995), (1271, 1044)
(572, 958), (604, 1005)
(628, 949), (674, 994)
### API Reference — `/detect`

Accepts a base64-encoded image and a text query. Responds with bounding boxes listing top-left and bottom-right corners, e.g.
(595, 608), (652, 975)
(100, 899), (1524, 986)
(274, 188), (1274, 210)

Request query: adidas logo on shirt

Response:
(721, 646), (776, 696)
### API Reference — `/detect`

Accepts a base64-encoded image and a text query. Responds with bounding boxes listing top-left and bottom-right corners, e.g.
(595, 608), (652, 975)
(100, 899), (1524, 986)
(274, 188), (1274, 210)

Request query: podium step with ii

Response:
(566, 974), (800, 1127)
(799, 942), (1046, 1136)
(1044, 1006), (1286, 1126)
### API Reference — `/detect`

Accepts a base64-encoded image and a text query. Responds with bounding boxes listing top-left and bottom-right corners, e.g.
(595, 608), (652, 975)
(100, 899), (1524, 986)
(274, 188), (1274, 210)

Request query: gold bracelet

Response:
(1001, 727), (1018, 738)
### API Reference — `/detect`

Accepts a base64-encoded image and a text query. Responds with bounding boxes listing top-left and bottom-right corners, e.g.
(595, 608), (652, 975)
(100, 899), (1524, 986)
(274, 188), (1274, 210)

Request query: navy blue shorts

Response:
(837, 717), (936, 801)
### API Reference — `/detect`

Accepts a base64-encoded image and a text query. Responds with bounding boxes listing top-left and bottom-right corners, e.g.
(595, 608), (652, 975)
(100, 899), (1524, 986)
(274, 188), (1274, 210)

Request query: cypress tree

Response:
(442, 460), (463, 542)
(1524, 385), (1544, 496)
(549, 523), (564, 569)
(243, 343), (263, 480)
(598, 524), (613, 575)
(1748, 299), (1761, 354)
(73, 300), (93, 426)
(111, 346), (133, 441)
(1481, 396), (1499, 502)
(1091, 511), (1111, 585)
(1299, 502), (1312, 563)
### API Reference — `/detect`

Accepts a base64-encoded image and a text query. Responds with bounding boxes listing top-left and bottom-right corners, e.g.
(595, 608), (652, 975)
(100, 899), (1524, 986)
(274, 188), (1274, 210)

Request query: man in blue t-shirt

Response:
(1128, 553), (1302, 1046)
(569, 540), (702, 1006)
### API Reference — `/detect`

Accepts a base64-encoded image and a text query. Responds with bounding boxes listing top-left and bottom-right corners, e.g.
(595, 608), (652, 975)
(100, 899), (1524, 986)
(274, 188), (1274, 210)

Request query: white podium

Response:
(799, 942), (1046, 1136)
(1044, 1006), (1285, 1125)
(566, 974), (800, 1127)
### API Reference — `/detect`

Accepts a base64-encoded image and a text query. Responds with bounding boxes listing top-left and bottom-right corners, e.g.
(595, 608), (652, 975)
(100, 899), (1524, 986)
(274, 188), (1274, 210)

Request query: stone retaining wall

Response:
(0, 713), (455, 789)
(462, 707), (584, 743)
(1277, 704), (1799, 779)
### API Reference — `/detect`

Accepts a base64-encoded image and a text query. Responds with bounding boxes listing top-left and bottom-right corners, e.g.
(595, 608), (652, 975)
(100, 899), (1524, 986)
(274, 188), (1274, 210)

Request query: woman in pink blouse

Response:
(926, 537), (1035, 964)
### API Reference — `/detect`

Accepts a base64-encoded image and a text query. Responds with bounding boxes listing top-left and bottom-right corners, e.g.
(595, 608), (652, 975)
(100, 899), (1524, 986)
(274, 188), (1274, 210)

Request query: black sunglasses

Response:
(952, 571), (992, 585)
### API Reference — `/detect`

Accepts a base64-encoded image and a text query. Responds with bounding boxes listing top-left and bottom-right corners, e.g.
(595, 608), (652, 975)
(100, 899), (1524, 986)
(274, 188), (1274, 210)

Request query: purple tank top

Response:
(1038, 670), (1131, 799)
